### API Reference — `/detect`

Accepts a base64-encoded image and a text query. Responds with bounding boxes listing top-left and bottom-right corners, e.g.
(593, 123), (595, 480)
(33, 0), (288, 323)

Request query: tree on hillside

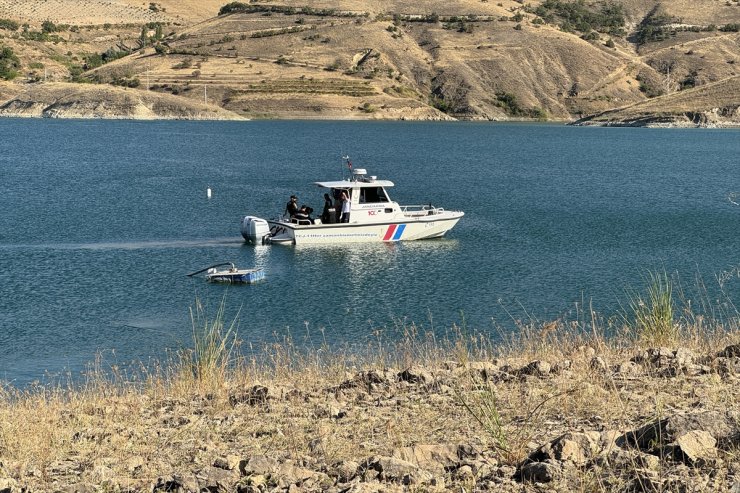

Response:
(633, 5), (681, 45)
(0, 45), (20, 80)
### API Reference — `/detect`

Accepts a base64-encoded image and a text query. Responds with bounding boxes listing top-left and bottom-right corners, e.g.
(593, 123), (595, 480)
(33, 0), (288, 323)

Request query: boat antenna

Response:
(342, 155), (352, 180)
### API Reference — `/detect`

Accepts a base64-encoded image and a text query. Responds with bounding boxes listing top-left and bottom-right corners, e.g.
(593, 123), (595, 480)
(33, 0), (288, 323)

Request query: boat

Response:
(241, 162), (464, 245)
(187, 263), (265, 284)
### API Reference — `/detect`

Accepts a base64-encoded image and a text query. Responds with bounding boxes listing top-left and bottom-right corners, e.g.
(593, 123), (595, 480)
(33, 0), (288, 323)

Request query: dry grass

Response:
(0, 282), (738, 491)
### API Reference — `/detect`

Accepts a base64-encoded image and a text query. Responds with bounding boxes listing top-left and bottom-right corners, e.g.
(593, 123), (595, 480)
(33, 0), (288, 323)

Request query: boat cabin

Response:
(313, 169), (400, 224)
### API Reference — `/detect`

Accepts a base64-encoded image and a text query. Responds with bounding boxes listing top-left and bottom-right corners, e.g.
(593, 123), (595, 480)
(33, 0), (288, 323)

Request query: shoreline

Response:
(1, 312), (739, 492)
(1, 111), (740, 128)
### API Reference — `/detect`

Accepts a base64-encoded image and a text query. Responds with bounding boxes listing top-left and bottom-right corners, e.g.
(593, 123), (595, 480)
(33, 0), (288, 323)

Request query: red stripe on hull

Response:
(382, 224), (397, 241)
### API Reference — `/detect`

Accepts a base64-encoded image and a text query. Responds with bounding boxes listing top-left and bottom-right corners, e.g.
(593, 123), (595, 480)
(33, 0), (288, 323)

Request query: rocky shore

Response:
(1, 326), (739, 492)
(0, 82), (244, 120)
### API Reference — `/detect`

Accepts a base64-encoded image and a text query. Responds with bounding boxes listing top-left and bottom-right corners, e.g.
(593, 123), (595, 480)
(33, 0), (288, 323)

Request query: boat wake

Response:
(0, 238), (245, 251)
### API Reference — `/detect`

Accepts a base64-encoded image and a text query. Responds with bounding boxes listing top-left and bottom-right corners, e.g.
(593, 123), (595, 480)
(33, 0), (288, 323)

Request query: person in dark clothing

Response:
(321, 193), (334, 223)
(286, 195), (299, 218)
(295, 205), (314, 224)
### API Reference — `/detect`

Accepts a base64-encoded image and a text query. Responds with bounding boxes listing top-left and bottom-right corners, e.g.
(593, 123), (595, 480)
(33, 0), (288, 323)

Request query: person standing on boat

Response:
(286, 195), (299, 218)
(321, 193), (334, 223)
(340, 190), (351, 223)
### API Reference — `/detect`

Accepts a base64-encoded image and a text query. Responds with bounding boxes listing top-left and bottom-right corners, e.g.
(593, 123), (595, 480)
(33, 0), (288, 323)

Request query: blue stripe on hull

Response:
(392, 224), (406, 240)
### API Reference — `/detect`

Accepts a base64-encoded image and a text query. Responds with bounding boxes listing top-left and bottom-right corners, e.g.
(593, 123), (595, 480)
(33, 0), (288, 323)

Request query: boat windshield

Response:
(358, 186), (389, 204)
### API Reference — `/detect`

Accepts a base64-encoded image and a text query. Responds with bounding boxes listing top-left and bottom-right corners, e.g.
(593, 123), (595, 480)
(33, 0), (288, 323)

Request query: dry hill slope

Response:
(0, 0), (738, 124)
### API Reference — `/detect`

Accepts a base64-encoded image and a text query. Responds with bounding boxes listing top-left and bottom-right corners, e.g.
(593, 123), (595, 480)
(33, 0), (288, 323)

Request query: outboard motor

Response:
(241, 216), (271, 244)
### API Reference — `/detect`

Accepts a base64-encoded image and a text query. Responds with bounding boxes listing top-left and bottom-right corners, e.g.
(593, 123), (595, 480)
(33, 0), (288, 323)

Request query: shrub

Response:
(530, 0), (625, 35)
(173, 58), (192, 69)
(625, 271), (677, 345)
(495, 91), (524, 114)
(493, 91), (547, 119)
(634, 6), (680, 45)
(169, 298), (240, 389)
(0, 18), (19, 31)
(635, 72), (663, 98)
(360, 102), (376, 113)
(680, 69), (699, 90)
(111, 77), (141, 88)
(41, 20), (58, 33)
(581, 30), (599, 41)
(0, 45), (20, 80)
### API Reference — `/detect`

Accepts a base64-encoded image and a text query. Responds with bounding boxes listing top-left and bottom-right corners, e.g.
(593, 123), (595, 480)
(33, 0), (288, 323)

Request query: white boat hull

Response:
(240, 165), (464, 245)
(261, 213), (463, 245)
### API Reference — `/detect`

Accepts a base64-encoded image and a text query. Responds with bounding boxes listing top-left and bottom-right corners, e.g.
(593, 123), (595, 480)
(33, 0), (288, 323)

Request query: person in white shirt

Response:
(340, 191), (351, 223)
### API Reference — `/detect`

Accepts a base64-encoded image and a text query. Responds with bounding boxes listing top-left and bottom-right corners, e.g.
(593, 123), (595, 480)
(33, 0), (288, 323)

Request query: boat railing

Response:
(401, 204), (445, 217)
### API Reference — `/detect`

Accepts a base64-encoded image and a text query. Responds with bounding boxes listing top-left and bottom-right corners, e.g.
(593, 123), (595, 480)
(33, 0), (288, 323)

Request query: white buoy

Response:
(207, 187), (212, 199)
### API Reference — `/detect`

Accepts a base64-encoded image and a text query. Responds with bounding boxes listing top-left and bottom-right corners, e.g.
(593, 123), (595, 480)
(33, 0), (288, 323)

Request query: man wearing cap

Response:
(286, 195), (299, 218)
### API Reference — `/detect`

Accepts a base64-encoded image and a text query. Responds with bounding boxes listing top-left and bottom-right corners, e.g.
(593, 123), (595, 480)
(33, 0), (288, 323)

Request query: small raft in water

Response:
(188, 263), (265, 284)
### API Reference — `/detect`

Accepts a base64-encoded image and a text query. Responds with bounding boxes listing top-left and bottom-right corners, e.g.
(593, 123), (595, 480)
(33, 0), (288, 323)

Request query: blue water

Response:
(1, 119), (739, 386)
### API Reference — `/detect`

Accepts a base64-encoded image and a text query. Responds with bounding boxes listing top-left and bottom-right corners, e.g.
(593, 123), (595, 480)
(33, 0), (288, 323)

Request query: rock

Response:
(617, 361), (642, 377)
(467, 361), (499, 380)
(519, 460), (560, 483)
(0, 478), (18, 493)
(551, 359), (572, 374)
(229, 385), (269, 406)
(313, 404), (347, 420)
(58, 483), (96, 493)
(342, 483), (392, 493)
(674, 347), (695, 366)
(595, 447), (661, 480)
(365, 456), (434, 485)
(339, 369), (395, 391)
(719, 344), (740, 358)
(276, 460), (327, 488)
(241, 455), (278, 476)
(213, 457), (230, 470)
(618, 410), (739, 455)
(527, 431), (601, 466)
(632, 347), (675, 368)
(454, 464), (475, 481)
(671, 430), (717, 464)
(398, 366), (434, 385)
(715, 356), (740, 376)
(590, 356), (608, 372)
(197, 466), (239, 492)
(327, 460), (359, 483)
(391, 443), (475, 474)
(520, 360), (551, 377)
(152, 475), (187, 492)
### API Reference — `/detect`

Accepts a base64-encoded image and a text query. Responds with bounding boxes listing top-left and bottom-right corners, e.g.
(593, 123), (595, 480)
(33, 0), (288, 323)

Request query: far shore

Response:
(2, 111), (740, 128)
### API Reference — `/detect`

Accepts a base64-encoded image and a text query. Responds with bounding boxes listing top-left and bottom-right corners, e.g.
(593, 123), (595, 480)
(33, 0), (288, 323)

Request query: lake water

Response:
(1, 119), (739, 386)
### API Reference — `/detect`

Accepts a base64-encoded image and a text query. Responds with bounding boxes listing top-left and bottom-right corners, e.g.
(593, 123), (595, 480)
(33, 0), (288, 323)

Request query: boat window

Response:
(359, 186), (388, 204)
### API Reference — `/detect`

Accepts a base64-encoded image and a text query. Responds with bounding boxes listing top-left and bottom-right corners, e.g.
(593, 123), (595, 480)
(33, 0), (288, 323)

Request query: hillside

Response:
(0, 0), (738, 124)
